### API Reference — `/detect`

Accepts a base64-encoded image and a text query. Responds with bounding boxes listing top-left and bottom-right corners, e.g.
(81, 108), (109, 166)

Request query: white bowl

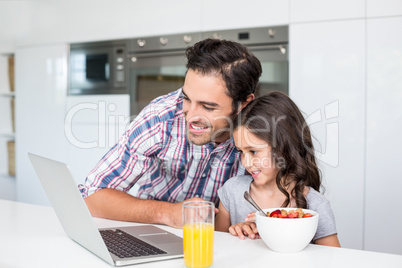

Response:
(255, 208), (319, 253)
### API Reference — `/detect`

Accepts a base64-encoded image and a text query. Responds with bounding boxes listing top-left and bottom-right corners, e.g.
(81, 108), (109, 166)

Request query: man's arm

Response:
(84, 188), (204, 228)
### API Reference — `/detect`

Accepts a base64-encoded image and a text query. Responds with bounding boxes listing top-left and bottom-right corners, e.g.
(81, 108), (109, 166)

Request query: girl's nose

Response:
(242, 153), (252, 169)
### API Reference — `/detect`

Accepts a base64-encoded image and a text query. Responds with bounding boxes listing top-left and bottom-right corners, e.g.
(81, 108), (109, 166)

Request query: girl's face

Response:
(233, 126), (280, 186)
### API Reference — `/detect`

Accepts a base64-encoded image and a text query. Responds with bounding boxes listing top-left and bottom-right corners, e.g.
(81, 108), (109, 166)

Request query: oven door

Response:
(250, 44), (288, 97)
(129, 50), (188, 116)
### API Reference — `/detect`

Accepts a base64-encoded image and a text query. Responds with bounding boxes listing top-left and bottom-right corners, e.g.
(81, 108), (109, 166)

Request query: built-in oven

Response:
(69, 39), (129, 95)
(127, 26), (288, 116)
(127, 33), (202, 115)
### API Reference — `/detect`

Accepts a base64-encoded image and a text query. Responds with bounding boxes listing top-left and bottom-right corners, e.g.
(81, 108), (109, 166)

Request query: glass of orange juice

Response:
(182, 201), (214, 268)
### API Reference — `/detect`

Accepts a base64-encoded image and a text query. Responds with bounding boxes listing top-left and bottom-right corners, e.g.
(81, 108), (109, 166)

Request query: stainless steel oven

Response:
(127, 26), (288, 116)
(127, 32), (202, 115)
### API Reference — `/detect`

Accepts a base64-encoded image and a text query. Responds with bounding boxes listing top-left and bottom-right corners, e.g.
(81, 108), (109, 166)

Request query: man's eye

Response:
(250, 150), (258, 155)
(183, 95), (189, 101)
(203, 106), (214, 111)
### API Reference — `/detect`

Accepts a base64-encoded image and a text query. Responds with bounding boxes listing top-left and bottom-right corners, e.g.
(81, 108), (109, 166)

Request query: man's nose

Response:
(184, 103), (201, 120)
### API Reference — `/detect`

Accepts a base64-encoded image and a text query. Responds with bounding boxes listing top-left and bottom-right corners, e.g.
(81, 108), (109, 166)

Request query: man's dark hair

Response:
(185, 38), (262, 113)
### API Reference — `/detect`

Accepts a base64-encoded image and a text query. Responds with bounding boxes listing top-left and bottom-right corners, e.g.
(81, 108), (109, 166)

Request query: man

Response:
(79, 38), (262, 228)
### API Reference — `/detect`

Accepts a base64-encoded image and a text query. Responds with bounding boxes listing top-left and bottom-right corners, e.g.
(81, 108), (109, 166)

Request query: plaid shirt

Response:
(79, 89), (245, 206)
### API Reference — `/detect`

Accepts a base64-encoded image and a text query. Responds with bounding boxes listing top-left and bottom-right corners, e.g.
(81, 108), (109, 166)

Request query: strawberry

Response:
(287, 212), (299, 218)
(270, 209), (281, 218)
(278, 214), (288, 218)
(303, 213), (313, 218)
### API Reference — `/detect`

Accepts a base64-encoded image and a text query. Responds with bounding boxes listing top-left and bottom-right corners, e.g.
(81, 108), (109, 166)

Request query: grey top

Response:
(217, 175), (338, 241)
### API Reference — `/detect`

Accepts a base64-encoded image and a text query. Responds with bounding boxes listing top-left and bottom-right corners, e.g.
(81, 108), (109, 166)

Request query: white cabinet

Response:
(15, 0), (68, 47)
(15, 44), (68, 206)
(289, 0), (365, 23)
(65, 95), (130, 185)
(289, 20), (366, 250)
(0, 1), (30, 53)
(201, 0), (289, 31)
(14, 0), (203, 46)
(365, 16), (402, 255)
(66, 0), (203, 43)
(367, 0), (402, 17)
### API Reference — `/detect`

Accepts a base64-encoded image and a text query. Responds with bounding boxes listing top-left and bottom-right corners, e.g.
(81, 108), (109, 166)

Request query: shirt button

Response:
(202, 173), (206, 177)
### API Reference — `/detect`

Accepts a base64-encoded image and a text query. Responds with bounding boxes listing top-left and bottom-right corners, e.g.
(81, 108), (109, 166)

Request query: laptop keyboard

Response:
(100, 229), (167, 259)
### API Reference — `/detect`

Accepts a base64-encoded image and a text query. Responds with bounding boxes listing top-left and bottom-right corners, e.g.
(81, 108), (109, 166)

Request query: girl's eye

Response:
(250, 150), (258, 155)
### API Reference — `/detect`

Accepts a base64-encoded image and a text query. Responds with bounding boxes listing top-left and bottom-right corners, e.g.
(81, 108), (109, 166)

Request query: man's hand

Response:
(85, 189), (217, 229)
(163, 197), (217, 228)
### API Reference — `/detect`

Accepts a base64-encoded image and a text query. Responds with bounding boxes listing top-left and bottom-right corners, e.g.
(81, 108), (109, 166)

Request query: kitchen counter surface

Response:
(1, 199), (402, 268)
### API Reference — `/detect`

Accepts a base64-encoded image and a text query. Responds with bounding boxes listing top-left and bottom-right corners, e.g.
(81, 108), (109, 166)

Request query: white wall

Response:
(1, 0), (402, 255)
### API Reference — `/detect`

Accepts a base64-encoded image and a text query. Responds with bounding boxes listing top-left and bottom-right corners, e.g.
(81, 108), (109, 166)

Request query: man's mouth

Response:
(188, 123), (209, 134)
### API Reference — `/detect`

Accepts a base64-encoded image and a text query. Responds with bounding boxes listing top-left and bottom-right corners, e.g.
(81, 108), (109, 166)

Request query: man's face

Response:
(182, 69), (235, 145)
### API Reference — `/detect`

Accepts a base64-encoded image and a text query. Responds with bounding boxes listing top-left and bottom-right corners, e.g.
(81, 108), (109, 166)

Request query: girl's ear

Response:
(239, 93), (255, 111)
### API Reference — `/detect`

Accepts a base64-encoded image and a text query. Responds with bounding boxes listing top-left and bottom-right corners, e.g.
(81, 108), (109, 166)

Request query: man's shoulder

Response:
(146, 89), (184, 118)
(126, 89), (184, 138)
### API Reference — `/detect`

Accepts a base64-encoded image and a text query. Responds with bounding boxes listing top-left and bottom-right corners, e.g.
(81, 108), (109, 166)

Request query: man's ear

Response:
(239, 94), (255, 111)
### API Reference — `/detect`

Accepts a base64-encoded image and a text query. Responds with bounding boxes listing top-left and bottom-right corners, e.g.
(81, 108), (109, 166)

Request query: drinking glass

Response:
(182, 201), (214, 268)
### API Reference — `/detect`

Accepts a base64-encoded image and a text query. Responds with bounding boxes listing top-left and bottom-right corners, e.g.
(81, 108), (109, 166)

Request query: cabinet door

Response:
(290, 0), (365, 23)
(365, 17), (402, 255)
(65, 94), (130, 185)
(66, 0), (202, 43)
(16, 44), (68, 206)
(290, 20), (366, 250)
(367, 0), (402, 17)
(201, 0), (289, 31)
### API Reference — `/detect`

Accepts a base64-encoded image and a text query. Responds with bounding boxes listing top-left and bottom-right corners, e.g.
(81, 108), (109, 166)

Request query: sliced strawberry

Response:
(278, 214), (288, 218)
(270, 209), (281, 218)
(288, 212), (299, 218)
(303, 213), (313, 218)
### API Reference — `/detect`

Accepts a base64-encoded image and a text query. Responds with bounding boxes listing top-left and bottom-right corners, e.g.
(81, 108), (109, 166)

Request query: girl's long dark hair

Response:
(234, 91), (321, 209)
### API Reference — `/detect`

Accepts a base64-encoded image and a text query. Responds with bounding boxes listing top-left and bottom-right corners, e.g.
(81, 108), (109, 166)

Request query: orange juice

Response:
(183, 223), (214, 268)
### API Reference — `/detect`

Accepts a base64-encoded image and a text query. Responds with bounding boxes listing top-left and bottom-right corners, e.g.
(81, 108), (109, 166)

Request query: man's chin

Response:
(186, 132), (211, 146)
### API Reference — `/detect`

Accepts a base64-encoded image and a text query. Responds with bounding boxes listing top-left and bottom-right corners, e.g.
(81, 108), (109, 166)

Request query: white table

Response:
(1, 199), (402, 268)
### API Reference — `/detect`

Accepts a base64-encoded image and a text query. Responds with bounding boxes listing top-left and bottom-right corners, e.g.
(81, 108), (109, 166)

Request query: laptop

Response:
(28, 152), (183, 266)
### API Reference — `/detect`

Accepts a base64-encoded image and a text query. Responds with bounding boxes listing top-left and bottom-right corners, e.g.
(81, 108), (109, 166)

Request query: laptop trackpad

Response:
(141, 233), (182, 244)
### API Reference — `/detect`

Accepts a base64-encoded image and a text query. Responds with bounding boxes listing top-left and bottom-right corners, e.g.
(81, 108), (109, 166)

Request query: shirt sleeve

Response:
(217, 181), (231, 213)
(79, 104), (164, 198)
(312, 197), (338, 241)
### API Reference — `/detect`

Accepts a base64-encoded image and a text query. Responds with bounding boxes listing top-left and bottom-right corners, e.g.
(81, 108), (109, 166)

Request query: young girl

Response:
(215, 91), (341, 247)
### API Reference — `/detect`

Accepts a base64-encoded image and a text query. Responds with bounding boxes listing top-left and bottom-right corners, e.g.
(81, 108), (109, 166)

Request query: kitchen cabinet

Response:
(65, 94), (130, 185)
(15, 44), (69, 206)
(289, 19), (366, 250)
(289, 0), (365, 23)
(201, 0), (289, 31)
(367, 0), (402, 17)
(365, 16), (402, 255)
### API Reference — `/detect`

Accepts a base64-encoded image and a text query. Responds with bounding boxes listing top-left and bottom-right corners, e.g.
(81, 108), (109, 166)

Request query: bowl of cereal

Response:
(255, 208), (319, 253)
